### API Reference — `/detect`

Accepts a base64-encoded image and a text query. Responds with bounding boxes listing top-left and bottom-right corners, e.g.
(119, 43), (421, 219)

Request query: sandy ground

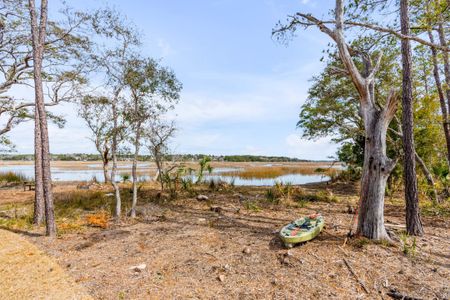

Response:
(13, 183), (448, 300)
(0, 229), (92, 300)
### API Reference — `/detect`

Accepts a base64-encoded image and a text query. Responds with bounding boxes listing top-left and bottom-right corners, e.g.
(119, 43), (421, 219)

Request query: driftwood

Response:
(387, 288), (422, 300)
(343, 258), (370, 294)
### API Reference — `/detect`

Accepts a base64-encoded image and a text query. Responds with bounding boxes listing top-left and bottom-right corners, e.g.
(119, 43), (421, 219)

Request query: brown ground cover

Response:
(0, 180), (448, 299)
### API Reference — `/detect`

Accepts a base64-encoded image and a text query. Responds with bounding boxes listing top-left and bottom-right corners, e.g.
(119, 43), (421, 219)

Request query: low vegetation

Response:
(0, 171), (30, 184)
(221, 165), (338, 179)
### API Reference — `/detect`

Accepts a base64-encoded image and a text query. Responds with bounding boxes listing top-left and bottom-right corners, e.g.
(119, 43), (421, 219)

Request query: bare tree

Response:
(274, 0), (399, 240)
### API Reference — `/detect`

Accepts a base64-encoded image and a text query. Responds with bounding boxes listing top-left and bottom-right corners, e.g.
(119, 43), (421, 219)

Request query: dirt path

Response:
(0, 229), (92, 300)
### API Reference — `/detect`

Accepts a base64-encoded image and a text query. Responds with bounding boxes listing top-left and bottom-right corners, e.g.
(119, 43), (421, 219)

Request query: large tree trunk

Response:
(357, 107), (396, 240)
(33, 107), (44, 225)
(400, 0), (423, 236)
(29, 0), (56, 236)
(130, 128), (140, 218)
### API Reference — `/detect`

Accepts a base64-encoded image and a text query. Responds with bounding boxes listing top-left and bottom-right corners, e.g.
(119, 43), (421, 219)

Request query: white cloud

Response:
(285, 133), (339, 160)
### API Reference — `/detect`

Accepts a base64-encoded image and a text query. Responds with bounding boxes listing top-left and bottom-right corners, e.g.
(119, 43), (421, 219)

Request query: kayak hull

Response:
(279, 214), (324, 248)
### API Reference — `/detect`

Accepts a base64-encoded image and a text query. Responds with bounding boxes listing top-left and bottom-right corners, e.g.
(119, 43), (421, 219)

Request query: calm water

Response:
(0, 164), (329, 186)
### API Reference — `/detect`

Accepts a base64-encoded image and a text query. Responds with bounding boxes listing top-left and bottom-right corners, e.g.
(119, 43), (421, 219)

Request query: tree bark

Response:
(33, 106), (44, 225)
(130, 126), (141, 218)
(415, 151), (439, 203)
(428, 29), (450, 168)
(29, 0), (56, 236)
(357, 104), (397, 240)
(400, 0), (423, 236)
(110, 96), (121, 221)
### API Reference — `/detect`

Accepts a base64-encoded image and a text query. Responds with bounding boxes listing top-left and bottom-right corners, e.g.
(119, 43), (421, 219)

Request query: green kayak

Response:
(279, 214), (325, 248)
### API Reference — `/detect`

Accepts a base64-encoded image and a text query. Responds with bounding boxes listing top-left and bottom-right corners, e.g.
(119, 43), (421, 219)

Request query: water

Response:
(187, 173), (329, 186)
(0, 164), (329, 186)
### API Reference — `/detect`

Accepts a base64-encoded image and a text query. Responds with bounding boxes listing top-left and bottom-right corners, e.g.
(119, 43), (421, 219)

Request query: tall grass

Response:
(221, 165), (338, 179)
(0, 171), (30, 183)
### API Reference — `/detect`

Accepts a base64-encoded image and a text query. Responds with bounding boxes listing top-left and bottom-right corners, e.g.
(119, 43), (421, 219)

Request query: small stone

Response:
(223, 264), (231, 271)
(197, 195), (209, 201)
(129, 263), (146, 272)
(218, 274), (225, 282)
(242, 246), (251, 254)
(286, 250), (293, 257)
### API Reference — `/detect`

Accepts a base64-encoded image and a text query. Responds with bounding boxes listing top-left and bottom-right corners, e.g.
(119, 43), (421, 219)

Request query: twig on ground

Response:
(387, 288), (422, 300)
(343, 258), (370, 294)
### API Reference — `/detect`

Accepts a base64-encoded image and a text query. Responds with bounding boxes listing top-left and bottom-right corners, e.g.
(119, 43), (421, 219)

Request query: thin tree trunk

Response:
(428, 29), (450, 168)
(110, 98), (121, 221)
(130, 127), (140, 218)
(29, 0), (56, 236)
(102, 160), (110, 183)
(33, 107), (44, 225)
(400, 0), (423, 236)
(415, 152), (439, 203)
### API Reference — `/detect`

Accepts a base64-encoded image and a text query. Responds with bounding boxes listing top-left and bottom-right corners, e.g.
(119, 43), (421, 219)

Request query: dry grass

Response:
(86, 211), (110, 229)
(221, 165), (338, 179)
(0, 229), (92, 299)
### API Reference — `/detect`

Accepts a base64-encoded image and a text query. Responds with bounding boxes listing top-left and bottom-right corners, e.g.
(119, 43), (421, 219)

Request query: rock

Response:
(197, 195), (209, 201)
(223, 264), (231, 272)
(286, 250), (293, 257)
(217, 274), (225, 282)
(129, 263), (146, 272)
(242, 246), (251, 255)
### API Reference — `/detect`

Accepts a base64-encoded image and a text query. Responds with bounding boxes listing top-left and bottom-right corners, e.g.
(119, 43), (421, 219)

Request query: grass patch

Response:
(221, 165), (338, 179)
(421, 201), (450, 217)
(293, 189), (339, 203)
(0, 171), (30, 184)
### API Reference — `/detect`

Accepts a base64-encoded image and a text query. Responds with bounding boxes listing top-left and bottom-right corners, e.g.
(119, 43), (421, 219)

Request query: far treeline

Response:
(0, 153), (317, 163)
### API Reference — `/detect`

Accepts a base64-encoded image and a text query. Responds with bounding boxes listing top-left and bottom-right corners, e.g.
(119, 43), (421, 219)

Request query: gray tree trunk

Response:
(130, 128), (141, 218)
(29, 0), (56, 236)
(400, 0), (423, 236)
(357, 106), (396, 240)
(415, 152), (439, 203)
(110, 98), (121, 221)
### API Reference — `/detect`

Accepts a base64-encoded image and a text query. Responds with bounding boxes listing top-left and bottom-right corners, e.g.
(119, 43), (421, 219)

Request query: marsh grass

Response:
(221, 165), (338, 179)
(0, 171), (30, 183)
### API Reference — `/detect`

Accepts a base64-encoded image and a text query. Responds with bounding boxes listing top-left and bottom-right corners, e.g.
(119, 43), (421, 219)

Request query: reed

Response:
(0, 171), (30, 183)
(221, 165), (338, 179)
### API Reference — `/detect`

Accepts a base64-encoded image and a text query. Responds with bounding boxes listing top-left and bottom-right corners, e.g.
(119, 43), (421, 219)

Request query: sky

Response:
(8, 0), (339, 160)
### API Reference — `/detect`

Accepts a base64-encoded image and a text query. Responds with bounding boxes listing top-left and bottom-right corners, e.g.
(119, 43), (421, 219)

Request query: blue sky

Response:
(10, 0), (339, 160)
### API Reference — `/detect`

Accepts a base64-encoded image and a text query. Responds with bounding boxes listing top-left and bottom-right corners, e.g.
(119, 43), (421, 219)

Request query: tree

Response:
(78, 96), (113, 183)
(28, 0), (56, 236)
(87, 9), (140, 221)
(400, 0), (423, 235)
(146, 119), (176, 191)
(123, 57), (181, 218)
(275, 0), (402, 240)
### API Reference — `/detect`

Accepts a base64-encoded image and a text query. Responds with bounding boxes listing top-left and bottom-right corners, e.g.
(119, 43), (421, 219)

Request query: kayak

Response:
(279, 214), (324, 248)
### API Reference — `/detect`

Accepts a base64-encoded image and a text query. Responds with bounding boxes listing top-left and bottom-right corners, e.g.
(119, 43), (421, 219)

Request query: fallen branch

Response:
(343, 258), (370, 294)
